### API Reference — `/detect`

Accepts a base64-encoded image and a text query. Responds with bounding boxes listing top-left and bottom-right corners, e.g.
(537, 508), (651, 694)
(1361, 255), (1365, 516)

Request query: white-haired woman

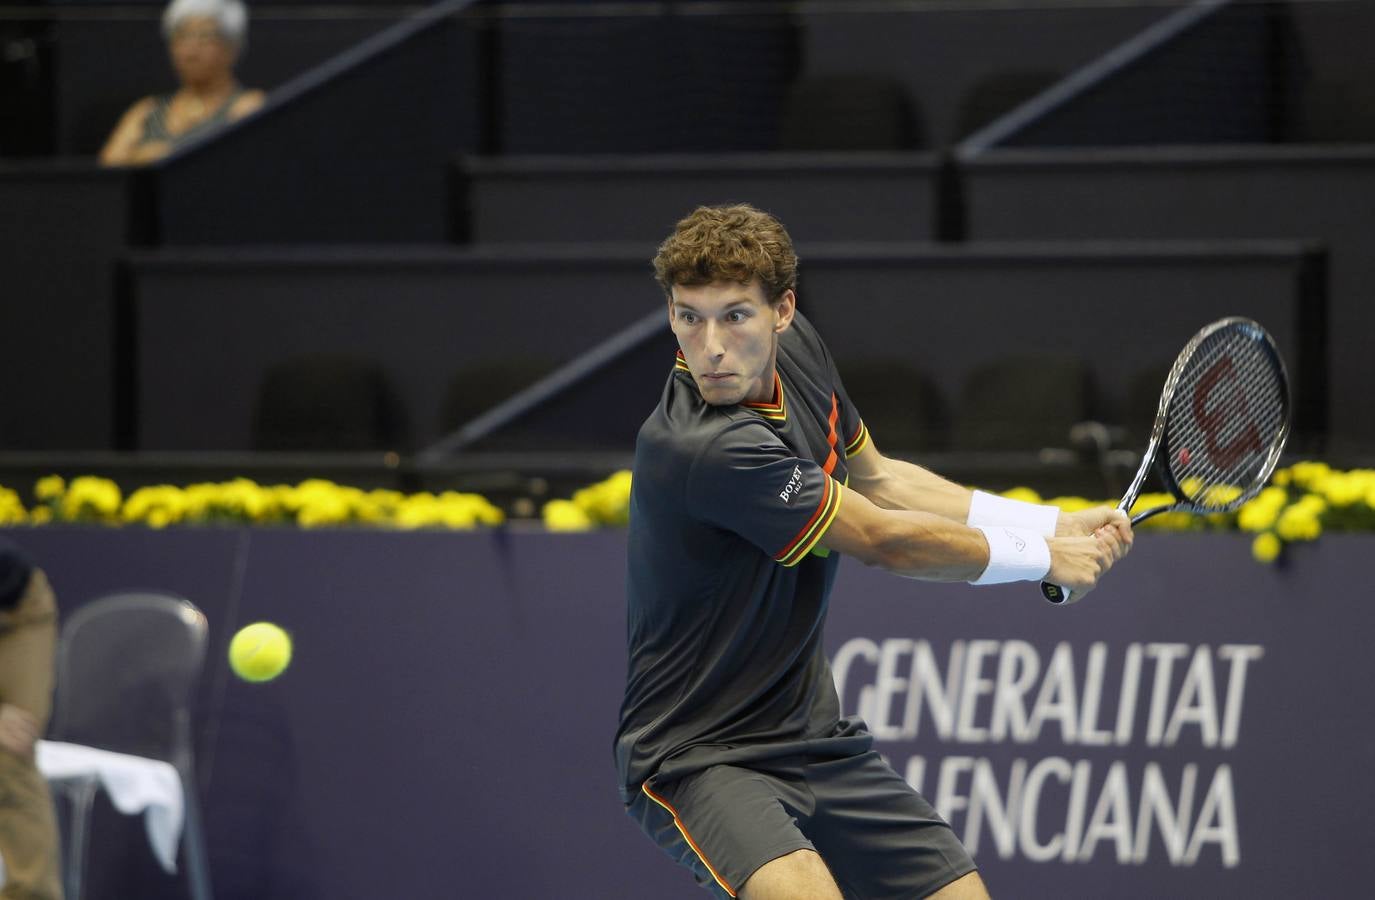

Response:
(99, 0), (265, 166)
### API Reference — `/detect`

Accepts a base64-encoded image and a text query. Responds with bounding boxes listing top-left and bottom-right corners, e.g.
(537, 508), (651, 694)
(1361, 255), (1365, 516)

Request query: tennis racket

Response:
(1041, 317), (1291, 604)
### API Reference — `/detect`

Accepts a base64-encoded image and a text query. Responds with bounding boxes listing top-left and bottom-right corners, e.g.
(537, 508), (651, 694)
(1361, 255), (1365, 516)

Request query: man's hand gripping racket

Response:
(1041, 317), (1292, 604)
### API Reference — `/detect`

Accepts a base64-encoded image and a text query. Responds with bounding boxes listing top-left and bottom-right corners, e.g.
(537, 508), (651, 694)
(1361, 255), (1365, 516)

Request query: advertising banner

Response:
(6, 529), (1370, 899)
(823, 535), (1373, 899)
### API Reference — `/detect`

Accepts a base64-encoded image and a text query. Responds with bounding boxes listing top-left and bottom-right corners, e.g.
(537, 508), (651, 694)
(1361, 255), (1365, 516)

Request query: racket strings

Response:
(1164, 328), (1287, 510)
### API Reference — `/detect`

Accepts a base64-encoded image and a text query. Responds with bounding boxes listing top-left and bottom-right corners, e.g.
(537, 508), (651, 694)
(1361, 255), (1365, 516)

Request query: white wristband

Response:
(971, 526), (1052, 585)
(967, 490), (1059, 538)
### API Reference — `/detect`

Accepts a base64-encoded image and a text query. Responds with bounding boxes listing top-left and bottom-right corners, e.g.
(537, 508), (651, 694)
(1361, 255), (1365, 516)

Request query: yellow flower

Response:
(454, 492), (504, 527)
(61, 476), (122, 522)
(1127, 493), (1184, 529)
(543, 499), (594, 531)
(269, 484), (299, 512)
(1128, 492), (1171, 514)
(122, 485), (187, 526)
(34, 475), (65, 502)
(352, 495), (387, 525)
(1276, 504), (1321, 542)
(291, 479), (345, 511)
(1199, 483), (1242, 508)
(477, 502), (505, 527)
(394, 494), (442, 530)
(1178, 476), (1205, 500)
(1237, 498), (1281, 533)
(435, 492), (480, 529)
(572, 470), (633, 525)
(1319, 472), (1364, 508)
(1295, 493), (1327, 515)
(296, 491), (352, 528)
(217, 478), (273, 520)
(181, 483), (219, 520)
(1288, 461), (1332, 490)
(1000, 486), (1043, 504)
(1047, 496), (1099, 514)
(29, 506), (52, 525)
(0, 487), (26, 524)
(1204, 511), (1236, 530)
(366, 489), (406, 518)
(1251, 531), (1281, 564)
(1157, 510), (1199, 531)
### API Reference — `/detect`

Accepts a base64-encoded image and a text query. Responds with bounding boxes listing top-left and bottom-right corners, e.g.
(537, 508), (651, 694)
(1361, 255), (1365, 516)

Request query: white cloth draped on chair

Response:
(36, 739), (185, 873)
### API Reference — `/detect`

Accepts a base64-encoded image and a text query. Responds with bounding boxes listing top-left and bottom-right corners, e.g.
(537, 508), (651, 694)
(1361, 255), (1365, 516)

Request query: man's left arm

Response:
(846, 442), (972, 522)
(845, 439), (1131, 541)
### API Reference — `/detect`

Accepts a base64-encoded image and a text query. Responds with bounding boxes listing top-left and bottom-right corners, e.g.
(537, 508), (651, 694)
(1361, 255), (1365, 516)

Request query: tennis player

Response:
(615, 204), (1132, 899)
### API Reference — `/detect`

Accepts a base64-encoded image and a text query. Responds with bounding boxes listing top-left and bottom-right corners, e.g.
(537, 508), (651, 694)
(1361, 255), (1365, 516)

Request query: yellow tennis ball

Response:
(228, 622), (293, 683)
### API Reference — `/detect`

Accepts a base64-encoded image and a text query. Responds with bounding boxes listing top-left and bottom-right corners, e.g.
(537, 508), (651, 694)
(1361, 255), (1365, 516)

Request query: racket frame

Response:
(1122, 316), (1291, 524)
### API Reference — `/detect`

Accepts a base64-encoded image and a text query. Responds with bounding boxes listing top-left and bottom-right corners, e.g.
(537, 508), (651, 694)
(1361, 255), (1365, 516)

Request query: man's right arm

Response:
(822, 481), (1123, 595)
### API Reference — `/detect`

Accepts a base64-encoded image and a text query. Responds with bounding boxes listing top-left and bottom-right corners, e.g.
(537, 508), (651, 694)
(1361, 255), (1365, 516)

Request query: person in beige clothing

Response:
(0, 538), (62, 900)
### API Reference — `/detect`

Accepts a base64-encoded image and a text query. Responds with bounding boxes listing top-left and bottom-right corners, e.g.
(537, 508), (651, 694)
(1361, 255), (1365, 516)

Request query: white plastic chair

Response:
(46, 592), (214, 900)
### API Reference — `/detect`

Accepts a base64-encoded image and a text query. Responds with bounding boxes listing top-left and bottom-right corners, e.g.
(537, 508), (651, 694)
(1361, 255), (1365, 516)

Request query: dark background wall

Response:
(0, 164), (133, 450)
(796, 2), (1167, 149)
(964, 147), (1372, 454)
(456, 153), (942, 244)
(3, 0), (1373, 459)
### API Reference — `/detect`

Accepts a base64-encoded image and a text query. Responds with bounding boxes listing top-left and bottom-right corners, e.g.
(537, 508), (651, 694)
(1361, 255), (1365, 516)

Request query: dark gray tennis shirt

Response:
(615, 311), (875, 804)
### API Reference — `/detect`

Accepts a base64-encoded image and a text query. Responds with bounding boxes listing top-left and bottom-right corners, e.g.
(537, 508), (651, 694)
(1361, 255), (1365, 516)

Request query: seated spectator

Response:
(99, 0), (264, 166)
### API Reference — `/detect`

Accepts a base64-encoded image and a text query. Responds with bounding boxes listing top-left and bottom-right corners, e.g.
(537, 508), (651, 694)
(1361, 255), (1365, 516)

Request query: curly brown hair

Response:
(652, 204), (798, 302)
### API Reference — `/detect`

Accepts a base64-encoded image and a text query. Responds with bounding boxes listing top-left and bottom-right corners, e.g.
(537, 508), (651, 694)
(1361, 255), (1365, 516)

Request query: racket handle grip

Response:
(1040, 581), (1074, 604)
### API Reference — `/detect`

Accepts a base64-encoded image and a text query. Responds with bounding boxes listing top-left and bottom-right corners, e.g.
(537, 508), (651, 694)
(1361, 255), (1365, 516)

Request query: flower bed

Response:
(5, 462), (1368, 565)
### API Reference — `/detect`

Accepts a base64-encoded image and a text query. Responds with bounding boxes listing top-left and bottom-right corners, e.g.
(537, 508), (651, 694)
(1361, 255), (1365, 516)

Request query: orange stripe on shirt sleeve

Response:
(642, 784), (737, 897)
(845, 421), (871, 457)
(822, 394), (841, 475)
(775, 477), (843, 567)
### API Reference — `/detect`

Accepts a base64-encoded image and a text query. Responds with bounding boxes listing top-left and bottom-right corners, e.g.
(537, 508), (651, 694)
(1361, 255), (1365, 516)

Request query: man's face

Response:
(669, 279), (795, 407)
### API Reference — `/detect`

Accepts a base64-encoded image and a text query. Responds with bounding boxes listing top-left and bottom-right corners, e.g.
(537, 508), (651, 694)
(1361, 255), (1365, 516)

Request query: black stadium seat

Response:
(252, 354), (406, 452)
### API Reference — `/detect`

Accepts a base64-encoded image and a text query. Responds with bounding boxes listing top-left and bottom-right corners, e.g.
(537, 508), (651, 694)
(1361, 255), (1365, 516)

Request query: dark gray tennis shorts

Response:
(628, 750), (977, 899)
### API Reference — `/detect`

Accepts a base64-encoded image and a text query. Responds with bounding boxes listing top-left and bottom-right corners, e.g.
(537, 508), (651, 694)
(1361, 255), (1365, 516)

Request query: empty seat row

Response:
(254, 353), (1172, 456)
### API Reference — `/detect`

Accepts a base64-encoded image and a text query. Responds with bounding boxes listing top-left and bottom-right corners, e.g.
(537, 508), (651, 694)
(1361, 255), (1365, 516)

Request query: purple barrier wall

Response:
(5, 527), (1371, 899)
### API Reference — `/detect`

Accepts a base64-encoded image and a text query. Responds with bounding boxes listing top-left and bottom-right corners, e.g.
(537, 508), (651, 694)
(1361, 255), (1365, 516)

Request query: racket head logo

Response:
(1190, 354), (1263, 471)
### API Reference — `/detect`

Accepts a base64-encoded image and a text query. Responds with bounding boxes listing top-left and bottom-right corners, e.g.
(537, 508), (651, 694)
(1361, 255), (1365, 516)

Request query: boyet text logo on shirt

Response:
(779, 465), (805, 504)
